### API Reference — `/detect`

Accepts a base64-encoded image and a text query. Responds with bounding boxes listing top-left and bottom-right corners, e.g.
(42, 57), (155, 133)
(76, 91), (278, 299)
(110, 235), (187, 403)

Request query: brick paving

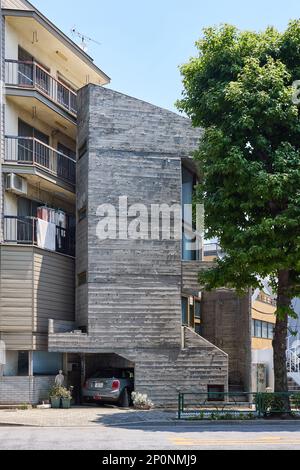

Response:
(0, 406), (176, 427)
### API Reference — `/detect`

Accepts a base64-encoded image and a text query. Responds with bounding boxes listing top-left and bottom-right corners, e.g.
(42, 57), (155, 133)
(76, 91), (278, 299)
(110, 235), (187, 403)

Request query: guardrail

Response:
(3, 216), (75, 257)
(5, 136), (76, 186)
(177, 391), (300, 419)
(5, 59), (77, 116)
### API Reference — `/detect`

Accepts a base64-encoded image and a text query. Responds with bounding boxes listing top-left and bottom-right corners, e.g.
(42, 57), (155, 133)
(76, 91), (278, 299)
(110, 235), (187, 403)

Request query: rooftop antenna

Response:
(71, 27), (101, 53)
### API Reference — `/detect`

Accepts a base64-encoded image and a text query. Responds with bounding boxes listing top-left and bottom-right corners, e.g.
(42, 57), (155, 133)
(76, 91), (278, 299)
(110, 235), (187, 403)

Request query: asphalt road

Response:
(1, 423), (300, 450)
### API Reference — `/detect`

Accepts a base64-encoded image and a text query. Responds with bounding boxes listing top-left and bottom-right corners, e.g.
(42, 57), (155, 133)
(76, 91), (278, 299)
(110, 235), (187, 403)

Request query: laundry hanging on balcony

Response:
(36, 218), (56, 251)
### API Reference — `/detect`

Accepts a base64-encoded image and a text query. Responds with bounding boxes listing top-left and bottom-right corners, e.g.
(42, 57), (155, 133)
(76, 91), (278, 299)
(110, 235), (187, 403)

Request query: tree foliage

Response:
(177, 23), (300, 309)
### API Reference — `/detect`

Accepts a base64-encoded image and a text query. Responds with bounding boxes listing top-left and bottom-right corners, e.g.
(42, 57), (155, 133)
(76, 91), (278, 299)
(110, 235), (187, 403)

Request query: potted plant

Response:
(49, 386), (62, 409)
(49, 386), (72, 409)
(131, 392), (154, 410)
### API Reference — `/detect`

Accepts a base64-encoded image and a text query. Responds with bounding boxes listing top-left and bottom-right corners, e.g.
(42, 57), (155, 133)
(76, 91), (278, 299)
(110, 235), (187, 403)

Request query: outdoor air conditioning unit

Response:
(6, 174), (28, 196)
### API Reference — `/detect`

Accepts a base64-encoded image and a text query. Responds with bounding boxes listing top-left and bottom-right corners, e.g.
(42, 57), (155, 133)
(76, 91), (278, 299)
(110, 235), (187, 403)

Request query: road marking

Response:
(170, 436), (300, 447)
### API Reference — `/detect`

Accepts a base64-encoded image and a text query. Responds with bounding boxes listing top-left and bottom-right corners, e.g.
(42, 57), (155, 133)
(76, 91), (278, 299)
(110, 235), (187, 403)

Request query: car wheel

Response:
(119, 389), (130, 408)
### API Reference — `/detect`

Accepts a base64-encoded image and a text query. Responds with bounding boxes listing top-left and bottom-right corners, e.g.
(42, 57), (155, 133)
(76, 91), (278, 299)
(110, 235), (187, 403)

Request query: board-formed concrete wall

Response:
(182, 261), (252, 392)
(50, 85), (229, 406)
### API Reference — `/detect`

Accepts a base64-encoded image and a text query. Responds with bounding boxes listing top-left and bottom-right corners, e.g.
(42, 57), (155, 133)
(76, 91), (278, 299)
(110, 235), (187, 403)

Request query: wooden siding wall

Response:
(0, 245), (75, 350)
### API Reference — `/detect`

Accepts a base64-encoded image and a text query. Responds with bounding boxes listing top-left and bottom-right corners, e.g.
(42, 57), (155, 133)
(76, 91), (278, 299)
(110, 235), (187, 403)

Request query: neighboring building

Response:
(0, 0), (109, 404)
(0, 1), (253, 406)
(251, 288), (276, 392)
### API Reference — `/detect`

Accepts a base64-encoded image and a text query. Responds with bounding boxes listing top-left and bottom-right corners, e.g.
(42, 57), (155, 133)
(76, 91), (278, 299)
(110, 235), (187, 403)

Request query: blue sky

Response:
(33, 0), (300, 113)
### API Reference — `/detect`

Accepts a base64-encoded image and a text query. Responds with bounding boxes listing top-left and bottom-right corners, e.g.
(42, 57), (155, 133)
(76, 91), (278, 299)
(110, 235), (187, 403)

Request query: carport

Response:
(80, 353), (135, 407)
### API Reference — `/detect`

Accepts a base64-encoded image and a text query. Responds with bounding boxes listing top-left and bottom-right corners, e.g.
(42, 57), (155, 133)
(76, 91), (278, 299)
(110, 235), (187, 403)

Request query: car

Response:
(82, 368), (134, 407)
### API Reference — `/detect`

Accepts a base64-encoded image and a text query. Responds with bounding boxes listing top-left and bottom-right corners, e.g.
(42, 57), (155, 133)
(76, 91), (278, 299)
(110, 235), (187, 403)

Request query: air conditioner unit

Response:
(6, 174), (28, 195)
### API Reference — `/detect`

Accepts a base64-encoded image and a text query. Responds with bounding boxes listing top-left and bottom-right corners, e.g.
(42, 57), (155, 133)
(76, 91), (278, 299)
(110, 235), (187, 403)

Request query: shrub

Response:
(131, 392), (153, 410)
(49, 386), (72, 400)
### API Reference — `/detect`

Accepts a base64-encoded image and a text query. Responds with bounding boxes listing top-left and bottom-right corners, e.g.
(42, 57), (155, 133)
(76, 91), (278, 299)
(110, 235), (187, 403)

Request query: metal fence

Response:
(178, 391), (300, 419)
(3, 216), (75, 257)
(5, 60), (77, 116)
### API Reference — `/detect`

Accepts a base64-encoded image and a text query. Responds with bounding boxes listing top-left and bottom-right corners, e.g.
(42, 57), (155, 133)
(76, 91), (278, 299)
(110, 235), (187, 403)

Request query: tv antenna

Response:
(71, 27), (101, 53)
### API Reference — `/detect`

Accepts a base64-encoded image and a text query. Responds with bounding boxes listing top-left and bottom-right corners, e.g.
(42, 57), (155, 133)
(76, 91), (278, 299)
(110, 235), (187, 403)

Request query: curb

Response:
(1, 419), (300, 428)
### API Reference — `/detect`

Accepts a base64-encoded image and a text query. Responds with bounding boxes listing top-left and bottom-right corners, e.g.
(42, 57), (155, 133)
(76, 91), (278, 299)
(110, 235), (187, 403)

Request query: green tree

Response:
(177, 23), (300, 409)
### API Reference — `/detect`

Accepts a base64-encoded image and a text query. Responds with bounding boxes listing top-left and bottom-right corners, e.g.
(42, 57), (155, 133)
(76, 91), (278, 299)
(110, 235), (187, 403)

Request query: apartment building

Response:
(251, 288), (276, 392)
(0, 1), (253, 407)
(0, 0), (109, 403)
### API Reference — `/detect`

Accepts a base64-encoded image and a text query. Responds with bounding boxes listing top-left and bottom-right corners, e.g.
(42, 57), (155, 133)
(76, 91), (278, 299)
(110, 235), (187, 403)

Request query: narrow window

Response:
(182, 297), (189, 326)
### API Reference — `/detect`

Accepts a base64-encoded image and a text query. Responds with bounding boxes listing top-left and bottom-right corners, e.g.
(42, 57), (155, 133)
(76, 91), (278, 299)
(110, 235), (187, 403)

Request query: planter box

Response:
(50, 397), (61, 409)
(61, 398), (71, 409)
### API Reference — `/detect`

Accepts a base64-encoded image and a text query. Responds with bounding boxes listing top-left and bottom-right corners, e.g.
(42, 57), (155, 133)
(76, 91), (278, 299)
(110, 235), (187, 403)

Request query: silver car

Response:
(82, 368), (134, 407)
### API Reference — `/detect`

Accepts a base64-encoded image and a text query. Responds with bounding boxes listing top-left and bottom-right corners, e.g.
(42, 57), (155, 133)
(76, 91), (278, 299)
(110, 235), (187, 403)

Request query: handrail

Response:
(5, 135), (76, 163)
(5, 59), (77, 115)
(5, 135), (76, 186)
(3, 215), (75, 257)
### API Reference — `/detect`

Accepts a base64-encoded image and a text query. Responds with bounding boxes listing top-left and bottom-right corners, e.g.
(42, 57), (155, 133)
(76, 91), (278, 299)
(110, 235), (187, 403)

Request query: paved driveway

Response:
(0, 406), (175, 427)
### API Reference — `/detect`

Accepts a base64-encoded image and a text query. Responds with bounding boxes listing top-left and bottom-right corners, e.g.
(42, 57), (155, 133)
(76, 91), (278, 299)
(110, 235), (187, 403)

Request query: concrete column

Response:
(28, 351), (33, 377)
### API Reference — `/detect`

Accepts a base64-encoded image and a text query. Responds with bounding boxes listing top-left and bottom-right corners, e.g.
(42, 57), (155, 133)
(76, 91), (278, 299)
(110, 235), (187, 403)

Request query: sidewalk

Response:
(0, 406), (299, 428)
(0, 406), (176, 427)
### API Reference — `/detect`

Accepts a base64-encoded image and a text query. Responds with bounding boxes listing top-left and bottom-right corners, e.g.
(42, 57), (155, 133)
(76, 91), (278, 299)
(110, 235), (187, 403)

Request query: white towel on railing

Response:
(37, 219), (56, 251)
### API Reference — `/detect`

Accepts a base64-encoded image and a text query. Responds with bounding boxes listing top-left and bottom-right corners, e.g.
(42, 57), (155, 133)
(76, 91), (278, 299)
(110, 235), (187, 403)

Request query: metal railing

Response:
(178, 392), (255, 419)
(5, 60), (77, 116)
(203, 242), (224, 259)
(287, 350), (300, 373)
(5, 136), (76, 186)
(3, 216), (75, 257)
(256, 292), (277, 306)
(177, 391), (300, 419)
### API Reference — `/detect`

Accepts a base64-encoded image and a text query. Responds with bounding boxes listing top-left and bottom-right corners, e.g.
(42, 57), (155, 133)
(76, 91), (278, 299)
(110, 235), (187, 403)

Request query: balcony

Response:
(5, 60), (77, 117)
(3, 216), (75, 257)
(5, 136), (76, 186)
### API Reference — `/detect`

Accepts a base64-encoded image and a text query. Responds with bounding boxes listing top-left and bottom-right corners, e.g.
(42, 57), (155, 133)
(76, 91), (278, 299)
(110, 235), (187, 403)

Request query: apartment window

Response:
(78, 271), (87, 287)
(255, 320), (262, 338)
(252, 319), (274, 339)
(262, 322), (268, 339)
(182, 166), (200, 261)
(195, 300), (201, 320)
(268, 323), (274, 340)
(182, 297), (189, 326)
(57, 143), (76, 181)
(33, 352), (63, 376)
(3, 351), (29, 376)
(17, 351), (29, 376)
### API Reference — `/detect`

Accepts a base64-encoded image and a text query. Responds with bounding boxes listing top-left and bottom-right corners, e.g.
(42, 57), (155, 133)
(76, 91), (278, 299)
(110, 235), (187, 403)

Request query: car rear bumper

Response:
(82, 389), (121, 403)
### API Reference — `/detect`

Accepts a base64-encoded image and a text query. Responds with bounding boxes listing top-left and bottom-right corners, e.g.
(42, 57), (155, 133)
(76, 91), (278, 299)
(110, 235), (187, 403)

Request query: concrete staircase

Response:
(288, 374), (300, 392)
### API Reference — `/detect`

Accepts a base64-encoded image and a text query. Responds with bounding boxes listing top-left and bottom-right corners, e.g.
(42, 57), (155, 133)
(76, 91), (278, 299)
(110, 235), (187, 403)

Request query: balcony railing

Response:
(5, 60), (77, 116)
(3, 216), (75, 257)
(5, 136), (76, 186)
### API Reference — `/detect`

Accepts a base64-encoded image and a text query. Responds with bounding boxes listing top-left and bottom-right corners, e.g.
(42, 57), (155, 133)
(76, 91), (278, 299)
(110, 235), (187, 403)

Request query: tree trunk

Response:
(273, 269), (291, 414)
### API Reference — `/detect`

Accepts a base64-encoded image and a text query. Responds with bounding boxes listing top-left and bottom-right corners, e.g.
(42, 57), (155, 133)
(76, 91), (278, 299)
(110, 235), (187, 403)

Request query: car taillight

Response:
(112, 380), (120, 391)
